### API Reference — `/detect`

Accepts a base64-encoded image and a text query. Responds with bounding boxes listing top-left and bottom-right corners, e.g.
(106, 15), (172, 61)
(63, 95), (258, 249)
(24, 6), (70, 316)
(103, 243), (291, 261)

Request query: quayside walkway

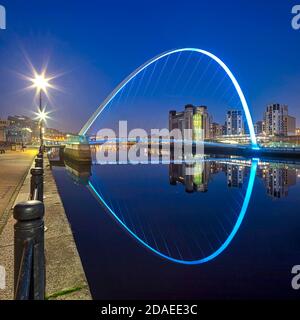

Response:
(0, 150), (91, 300)
(0, 149), (37, 234)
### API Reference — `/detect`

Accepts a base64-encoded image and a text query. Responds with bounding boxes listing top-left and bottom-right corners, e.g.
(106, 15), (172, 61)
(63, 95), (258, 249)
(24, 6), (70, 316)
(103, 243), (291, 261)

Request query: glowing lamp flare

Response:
(32, 75), (50, 92)
(35, 108), (50, 122)
(27, 71), (55, 94)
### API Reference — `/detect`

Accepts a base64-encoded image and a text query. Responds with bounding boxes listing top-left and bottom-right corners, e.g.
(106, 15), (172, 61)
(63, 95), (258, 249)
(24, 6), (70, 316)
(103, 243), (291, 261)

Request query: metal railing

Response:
(14, 152), (45, 300)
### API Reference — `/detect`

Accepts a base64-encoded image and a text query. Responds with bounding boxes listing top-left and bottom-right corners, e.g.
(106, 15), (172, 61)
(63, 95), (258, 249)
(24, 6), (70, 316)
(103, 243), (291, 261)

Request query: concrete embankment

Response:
(0, 152), (91, 300)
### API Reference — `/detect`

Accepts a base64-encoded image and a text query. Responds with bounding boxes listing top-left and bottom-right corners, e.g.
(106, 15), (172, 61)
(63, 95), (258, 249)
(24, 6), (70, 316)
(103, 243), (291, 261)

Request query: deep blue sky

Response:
(0, 0), (299, 132)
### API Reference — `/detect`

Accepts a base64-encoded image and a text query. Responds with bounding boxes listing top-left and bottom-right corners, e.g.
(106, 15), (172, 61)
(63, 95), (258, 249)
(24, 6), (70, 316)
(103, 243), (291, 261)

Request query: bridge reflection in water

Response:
(49, 144), (299, 266)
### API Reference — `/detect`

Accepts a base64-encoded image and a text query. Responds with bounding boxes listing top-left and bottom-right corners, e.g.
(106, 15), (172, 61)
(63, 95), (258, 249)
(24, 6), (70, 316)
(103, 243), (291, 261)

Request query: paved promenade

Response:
(0, 151), (91, 300)
(0, 149), (37, 234)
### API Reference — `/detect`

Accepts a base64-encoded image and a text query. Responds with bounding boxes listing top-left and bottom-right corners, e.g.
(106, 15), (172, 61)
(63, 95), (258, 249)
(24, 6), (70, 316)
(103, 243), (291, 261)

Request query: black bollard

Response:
(30, 167), (44, 201)
(14, 200), (45, 300)
(37, 151), (44, 159)
(35, 157), (43, 168)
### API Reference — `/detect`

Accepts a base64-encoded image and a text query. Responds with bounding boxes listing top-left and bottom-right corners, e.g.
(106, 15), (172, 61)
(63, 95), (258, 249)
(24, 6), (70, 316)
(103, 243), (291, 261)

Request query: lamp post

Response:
(39, 89), (43, 152)
(30, 74), (51, 153)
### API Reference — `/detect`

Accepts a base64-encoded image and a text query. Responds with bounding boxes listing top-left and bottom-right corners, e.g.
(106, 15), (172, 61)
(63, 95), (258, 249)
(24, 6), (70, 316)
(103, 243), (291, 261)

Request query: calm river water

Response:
(50, 147), (300, 299)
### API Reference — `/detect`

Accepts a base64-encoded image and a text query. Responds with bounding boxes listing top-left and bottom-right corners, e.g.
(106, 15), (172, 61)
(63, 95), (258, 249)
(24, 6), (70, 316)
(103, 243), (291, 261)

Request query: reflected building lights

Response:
(169, 160), (224, 193)
(257, 165), (297, 199)
(168, 156), (297, 197)
(227, 165), (246, 188)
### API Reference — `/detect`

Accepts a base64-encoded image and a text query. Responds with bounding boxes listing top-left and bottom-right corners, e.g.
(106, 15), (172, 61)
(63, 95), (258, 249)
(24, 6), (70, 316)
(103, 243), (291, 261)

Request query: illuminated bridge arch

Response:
(88, 159), (258, 265)
(79, 48), (258, 147)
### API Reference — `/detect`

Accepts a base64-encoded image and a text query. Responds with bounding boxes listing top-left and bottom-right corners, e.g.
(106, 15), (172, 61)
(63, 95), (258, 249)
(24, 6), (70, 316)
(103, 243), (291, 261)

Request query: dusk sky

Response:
(0, 0), (300, 132)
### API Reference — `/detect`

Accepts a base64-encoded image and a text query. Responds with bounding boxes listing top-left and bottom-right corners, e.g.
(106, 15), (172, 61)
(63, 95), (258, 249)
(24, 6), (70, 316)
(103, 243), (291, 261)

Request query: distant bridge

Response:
(78, 48), (258, 148)
(61, 48), (300, 161)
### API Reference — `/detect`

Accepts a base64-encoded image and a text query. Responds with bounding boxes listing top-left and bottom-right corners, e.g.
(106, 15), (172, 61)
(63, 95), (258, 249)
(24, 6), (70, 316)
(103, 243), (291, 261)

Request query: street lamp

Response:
(31, 73), (51, 152)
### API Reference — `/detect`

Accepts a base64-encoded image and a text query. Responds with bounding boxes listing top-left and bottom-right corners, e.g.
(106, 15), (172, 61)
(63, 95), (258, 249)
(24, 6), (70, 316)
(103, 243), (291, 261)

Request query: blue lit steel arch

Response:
(79, 48), (258, 147)
(88, 159), (258, 265)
